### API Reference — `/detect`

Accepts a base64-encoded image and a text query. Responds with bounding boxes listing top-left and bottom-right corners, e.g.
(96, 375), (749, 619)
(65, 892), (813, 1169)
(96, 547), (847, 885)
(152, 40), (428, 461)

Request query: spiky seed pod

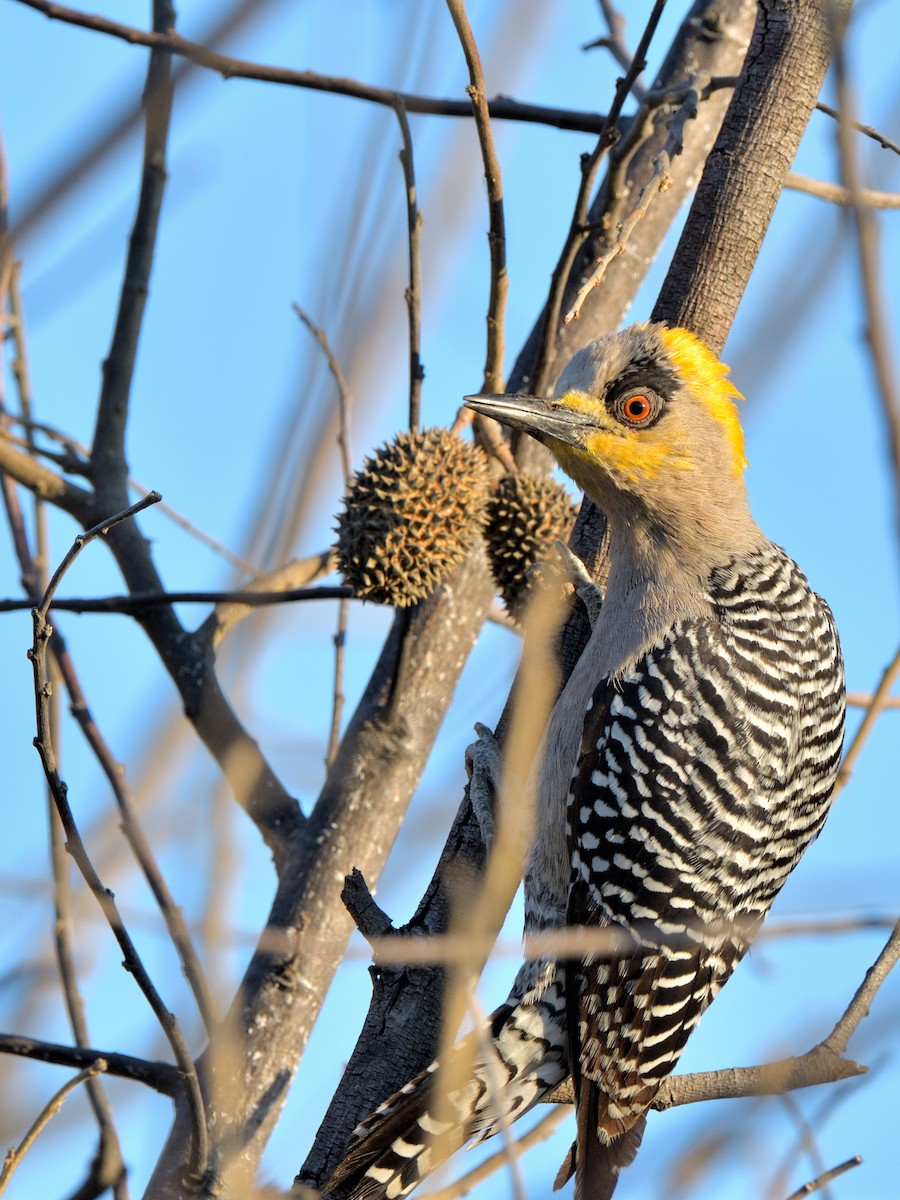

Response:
(485, 473), (579, 619)
(336, 427), (489, 607)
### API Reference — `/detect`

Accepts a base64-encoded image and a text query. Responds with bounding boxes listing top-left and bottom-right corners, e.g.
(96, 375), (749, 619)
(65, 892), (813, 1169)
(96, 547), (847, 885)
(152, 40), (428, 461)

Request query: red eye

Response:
(623, 394), (652, 423)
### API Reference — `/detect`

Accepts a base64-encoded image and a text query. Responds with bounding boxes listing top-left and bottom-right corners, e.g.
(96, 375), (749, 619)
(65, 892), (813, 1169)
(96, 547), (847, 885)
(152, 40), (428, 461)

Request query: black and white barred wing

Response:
(565, 546), (845, 1141)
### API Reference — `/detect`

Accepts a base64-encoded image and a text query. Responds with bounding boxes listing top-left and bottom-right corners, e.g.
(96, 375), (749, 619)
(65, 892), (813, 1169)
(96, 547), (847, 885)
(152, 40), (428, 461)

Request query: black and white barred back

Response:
(564, 541), (844, 1157)
(323, 541), (844, 1200)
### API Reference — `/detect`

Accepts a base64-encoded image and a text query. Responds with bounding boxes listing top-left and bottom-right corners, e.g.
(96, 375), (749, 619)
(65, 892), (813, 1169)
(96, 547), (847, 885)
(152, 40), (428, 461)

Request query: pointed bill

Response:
(463, 394), (594, 448)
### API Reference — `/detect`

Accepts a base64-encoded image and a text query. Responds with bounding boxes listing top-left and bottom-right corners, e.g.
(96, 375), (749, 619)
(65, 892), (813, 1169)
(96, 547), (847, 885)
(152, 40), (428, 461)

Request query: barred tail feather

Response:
(553, 1085), (646, 1200)
(322, 995), (568, 1200)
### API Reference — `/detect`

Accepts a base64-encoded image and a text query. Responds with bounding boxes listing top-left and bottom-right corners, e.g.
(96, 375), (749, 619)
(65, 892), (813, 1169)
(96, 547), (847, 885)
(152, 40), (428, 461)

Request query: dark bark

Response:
(653, 0), (852, 352)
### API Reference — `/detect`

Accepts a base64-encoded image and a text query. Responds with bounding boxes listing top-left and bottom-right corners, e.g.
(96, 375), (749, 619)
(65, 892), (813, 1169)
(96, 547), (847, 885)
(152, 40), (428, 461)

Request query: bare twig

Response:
(785, 173), (900, 209)
(293, 305), (353, 488)
(292, 305), (355, 765)
(587, 1), (647, 100)
(816, 99), (900, 156)
(0, 160), (129, 1198)
(533, 0), (669, 394)
(822, 919), (900, 1057)
(36, 497), (163, 613)
(11, 0), (620, 138)
(829, 12), (900, 541)
(0, 582), (351, 614)
(445, 0), (507, 395)
(292, 304), (355, 763)
(768, 1093), (830, 1200)
(3, 479), (219, 1041)
(0, 1061), (107, 1196)
(29, 495), (209, 1183)
(0, 487), (131, 1195)
(783, 1156), (863, 1200)
(392, 100), (425, 432)
(846, 689), (900, 709)
(565, 82), (700, 322)
(0, 1033), (180, 1095)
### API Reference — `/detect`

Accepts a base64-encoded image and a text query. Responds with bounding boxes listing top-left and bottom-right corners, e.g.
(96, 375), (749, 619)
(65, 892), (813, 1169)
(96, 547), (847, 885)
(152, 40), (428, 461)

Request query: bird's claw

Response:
(529, 541), (603, 629)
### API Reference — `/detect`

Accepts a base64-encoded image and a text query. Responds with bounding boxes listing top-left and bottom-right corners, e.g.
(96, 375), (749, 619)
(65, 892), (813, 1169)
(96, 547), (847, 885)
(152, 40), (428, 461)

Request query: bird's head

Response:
(466, 323), (750, 552)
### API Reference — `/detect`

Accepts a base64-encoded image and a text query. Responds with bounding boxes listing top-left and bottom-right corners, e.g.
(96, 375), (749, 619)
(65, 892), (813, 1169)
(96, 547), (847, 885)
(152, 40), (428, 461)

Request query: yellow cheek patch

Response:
(582, 429), (692, 484)
(555, 389), (691, 486)
(657, 326), (747, 476)
(553, 428), (691, 490)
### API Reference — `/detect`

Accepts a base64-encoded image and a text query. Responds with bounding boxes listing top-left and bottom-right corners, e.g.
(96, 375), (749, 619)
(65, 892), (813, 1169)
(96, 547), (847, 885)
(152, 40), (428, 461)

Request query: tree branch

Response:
(13, 0), (617, 136)
(28, 497), (209, 1184)
(446, 0), (507, 394)
(785, 172), (900, 208)
(0, 1034), (181, 1096)
(652, 0), (853, 351)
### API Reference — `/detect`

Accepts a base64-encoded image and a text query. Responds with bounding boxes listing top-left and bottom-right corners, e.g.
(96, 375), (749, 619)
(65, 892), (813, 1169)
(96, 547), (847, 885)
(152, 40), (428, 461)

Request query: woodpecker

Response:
(322, 323), (845, 1200)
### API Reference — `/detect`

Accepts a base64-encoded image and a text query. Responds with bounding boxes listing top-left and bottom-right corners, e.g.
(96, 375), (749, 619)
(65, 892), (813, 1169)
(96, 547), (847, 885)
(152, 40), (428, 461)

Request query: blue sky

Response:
(0, 2), (898, 1198)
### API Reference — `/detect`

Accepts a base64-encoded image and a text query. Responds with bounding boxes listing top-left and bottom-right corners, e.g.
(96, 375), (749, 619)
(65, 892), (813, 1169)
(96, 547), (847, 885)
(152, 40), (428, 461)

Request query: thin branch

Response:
(29, 495), (209, 1184)
(1, 149), (129, 1197)
(12, 0), (618, 136)
(822, 919), (900, 1057)
(565, 81), (700, 322)
(292, 305), (353, 488)
(816, 99), (900, 156)
(768, 1093), (830, 1200)
(89, 0), (174, 496)
(783, 1157), (863, 1200)
(35, 494), (157, 608)
(0, 583), (351, 614)
(846, 690), (900, 709)
(0, 492), (130, 1196)
(533, 0), (669, 395)
(292, 305), (356, 766)
(0, 1061), (107, 1196)
(785, 173), (900, 208)
(327, 598), (350, 768)
(0, 1033), (180, 1095)
(389, 100), (425, 432)
(4, 473), (220, 1041)
(829, 10), (900, 543)
(587, 1), (647, 100)
(445, 0), (507, 394)
(0, 431), (95, 521)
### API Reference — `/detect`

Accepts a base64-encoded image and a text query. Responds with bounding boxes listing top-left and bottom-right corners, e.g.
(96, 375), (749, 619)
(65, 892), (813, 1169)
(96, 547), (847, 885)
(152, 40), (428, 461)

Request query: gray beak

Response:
(463, 394), (593, 449)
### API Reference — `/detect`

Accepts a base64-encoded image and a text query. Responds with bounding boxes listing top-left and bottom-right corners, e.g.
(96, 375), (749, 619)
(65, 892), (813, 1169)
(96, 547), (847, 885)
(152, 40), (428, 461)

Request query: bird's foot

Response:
(545, 540), (603, 628)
